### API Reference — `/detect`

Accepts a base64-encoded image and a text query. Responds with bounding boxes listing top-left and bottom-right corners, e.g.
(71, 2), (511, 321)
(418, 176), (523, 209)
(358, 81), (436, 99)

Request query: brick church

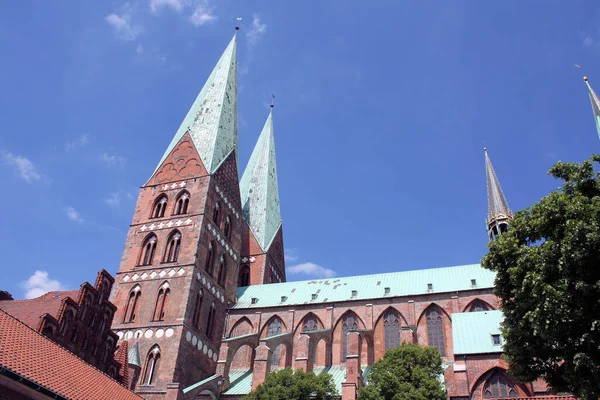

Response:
(6, 30), (600, 399)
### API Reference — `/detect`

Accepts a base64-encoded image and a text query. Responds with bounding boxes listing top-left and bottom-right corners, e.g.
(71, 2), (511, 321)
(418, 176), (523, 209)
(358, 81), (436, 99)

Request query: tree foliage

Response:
(482, 154), (600, 400)
(358, 343), (446, 400)
(242, 368), (338, 400)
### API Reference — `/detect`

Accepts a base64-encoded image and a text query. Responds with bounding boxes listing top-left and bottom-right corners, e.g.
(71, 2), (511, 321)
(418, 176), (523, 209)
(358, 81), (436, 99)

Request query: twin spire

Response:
(485, 148), (512, 241)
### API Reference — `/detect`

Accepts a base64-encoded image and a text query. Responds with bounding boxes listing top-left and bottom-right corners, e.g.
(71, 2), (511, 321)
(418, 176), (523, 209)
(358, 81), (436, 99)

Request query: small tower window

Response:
(174, 192), (190, 215)
(205, 242), (215, 276)
(164, 231), (181, 263)
(213, 202), (221, 225)
(191, 289), (203, 329)
(206, 303), (217, 339)
(152, 195), (168, 219)
(153, 283), (170, 321)
(223, 216), (231, 240)
(238, 265), (250, 287)
(143, 346), (161, 385)
(123, 286), (141, 323)
(217, 255), (226, 286)
(140, 235), (157, 266)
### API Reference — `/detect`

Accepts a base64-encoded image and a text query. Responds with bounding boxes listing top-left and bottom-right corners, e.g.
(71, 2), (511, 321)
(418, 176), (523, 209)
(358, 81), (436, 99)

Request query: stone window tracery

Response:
(303, 316), (319, 332)
(175, 192), (190, 215)
(426, 307), (445, 356)
(140, 235), (157, 266)
(164, 231), (181, 263)
(383, 309), (400, 351)
(267, 319), (283, 366)
(484, 372), (517, 398)
(124, 286), (141, 323)
(153, 282), (170, 321)
(342, 314), (358, 361)
(469, 300), (489, 312)
(152, 195), (168, 219)
(143, 345), (161, 385)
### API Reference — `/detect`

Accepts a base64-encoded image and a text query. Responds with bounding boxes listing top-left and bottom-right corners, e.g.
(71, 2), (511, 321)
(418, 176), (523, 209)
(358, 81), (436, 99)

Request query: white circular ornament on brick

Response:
(125, 331), (133, 340)
(165, 328), (174, 338)
(203, 345), (208, 354)
(208, 349), (213, 358)
(144, 329), (154, 339)
(156, 329), (164, 338)
(186, 331), (192, 342)
(117, 332), (124, 340)
(213, 353), (218, 362)
(135, 330), (143, 339)
(197, 339), (203, 350)
(192, 336), (197, 346)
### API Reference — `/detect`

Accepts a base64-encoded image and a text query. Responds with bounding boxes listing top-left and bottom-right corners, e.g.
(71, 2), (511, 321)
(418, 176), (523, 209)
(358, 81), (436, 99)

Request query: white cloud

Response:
(100, 152), (126, 167)
(66, 206), (84, 223)
(247, 14), (267, 46)
(287, 262), (336, 279)
(105, 192), (122, 207)
(105, 12), (143, 41)
(190, 4), (216, 26)
(285, 248), (299, 262)
(150, 0), (184, 13)
(65, 134), (90, 151)
(0, 151), (42, 182)
(583, 35), (595, 47)
(21, 271), (65, 299)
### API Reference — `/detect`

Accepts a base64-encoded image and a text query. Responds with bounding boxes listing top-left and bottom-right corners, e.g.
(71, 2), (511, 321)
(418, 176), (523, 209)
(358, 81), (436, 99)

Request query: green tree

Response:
(482, 155), (600, 400)
(242, 368), (338, 400)
(358, 342), (446, 400)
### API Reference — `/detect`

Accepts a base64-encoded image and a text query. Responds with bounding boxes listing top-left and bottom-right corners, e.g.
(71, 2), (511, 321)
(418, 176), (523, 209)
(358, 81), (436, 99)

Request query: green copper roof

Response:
(585, 79), (600, 140)
(239, 111), (281, 251)
(452, 310), (503, 355)
(234, 264), (495, 309)
(485, 149), (511, 223)
(153, 34), (238, 176)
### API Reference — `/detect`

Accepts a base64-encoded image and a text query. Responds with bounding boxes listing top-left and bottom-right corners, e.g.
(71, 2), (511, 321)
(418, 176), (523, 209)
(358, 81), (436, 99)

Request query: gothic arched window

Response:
(223, 216), (231, 240)
(426, 307), (445, 356)
(174, 191), (190, 215)
(484, 372), (518, 398)
(153, 283), (170, 321)
(143, 346), (161, 385)
(213, 202), (221, 225)
(469, 300), (489, 312)
(342, 314), (358, 361)
(238, 265), (250, 287)
(140, 234), (157, 266)
(152, 195), (168, 219)
(205, 242), (215, 276)
(123, 286), (141, 323)
(217, 255), (226, 286)
(164, 231), (181, 263)
(303, 316), (319, 332)
(206, 303), (217, 339)
(383, 309), (401, 351)
(267, 319), (283, 365)
(191, 289), (203, 329)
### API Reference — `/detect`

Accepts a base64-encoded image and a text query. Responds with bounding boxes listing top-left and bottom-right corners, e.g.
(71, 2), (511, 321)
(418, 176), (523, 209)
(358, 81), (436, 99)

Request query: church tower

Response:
(238, 109), (286, 286)
(110, 34), (242, 397)
(485, 148), (512, 241)
(583, 76), (600, 140)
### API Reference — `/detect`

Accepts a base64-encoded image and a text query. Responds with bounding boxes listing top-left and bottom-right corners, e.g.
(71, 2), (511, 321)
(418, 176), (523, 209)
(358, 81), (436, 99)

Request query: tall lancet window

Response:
(383, 309), (401, 351)
(152, 195), (168, 219)
(174, 192), (190, 215)
(217, 255), (226, 286)
(143, 346), (161, 385)
(267, 319), (283, 366)
(303, 316), (319, 332)
(153, 283), (170, 321)
(342, 314), (358, 361)
(426, 307), (445, 356)
(223, 216), (231, 240)
(164, 231), (181, 263)
(123, 286), (141, 323)
(484, 372), (518, 398)
(191, 289), (203, 329)
(206, 302), (217, 339)
(213, 202), (221, 225)
(140, 235), (157, 266)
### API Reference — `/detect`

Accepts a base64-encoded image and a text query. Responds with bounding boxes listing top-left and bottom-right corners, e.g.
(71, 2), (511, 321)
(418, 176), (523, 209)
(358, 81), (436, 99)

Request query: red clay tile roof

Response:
(0, 309), (143, 400)
(0, 290), (80, 329)
(115, 340), (130, 388)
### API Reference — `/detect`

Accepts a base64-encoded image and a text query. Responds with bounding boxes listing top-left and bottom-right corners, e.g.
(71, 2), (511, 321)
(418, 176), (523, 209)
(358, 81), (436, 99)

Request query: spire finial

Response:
(235, 17), (242, 31)
(579, 65), (600, 140)
(485, 148), (512, 241)
(270, 94), (275, 110)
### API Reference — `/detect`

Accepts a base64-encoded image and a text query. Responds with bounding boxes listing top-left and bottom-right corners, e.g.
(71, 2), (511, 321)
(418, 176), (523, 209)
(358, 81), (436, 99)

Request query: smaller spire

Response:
(485, 148), (512, 241)
(583, 76), (600, 140)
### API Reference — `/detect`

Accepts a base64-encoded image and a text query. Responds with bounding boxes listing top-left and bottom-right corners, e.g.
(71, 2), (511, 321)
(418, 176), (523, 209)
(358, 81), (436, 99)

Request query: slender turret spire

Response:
(152, 33), (238, 177)
(583, 76), (600, 140)
(485, 148), (512, 241)
(240, 109), (281, 251)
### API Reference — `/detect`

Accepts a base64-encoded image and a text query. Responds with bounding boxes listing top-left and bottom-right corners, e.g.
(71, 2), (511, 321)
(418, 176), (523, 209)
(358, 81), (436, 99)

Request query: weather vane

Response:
(236, 17), (242, 31)
(270, 94), (275, 109)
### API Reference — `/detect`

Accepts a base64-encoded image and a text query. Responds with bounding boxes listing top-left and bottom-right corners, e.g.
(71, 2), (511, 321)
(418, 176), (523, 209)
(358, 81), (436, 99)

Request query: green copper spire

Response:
(153, 34), (238, 176)
(485, 148), (512, 241)
(240, 110), (281, 251)
(584, 76), (600, 140)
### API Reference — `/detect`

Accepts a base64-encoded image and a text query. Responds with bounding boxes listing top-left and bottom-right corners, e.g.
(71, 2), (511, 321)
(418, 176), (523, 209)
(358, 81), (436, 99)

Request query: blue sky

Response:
(2, 1), (600, 299)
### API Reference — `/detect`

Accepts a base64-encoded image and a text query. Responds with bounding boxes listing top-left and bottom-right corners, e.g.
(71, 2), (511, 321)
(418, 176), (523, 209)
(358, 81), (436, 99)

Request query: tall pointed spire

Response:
(153, 34), (238, 176)
(485, 148), (512, 241)
(240, 110), (282, 251)
(583, 76), (600, 140)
